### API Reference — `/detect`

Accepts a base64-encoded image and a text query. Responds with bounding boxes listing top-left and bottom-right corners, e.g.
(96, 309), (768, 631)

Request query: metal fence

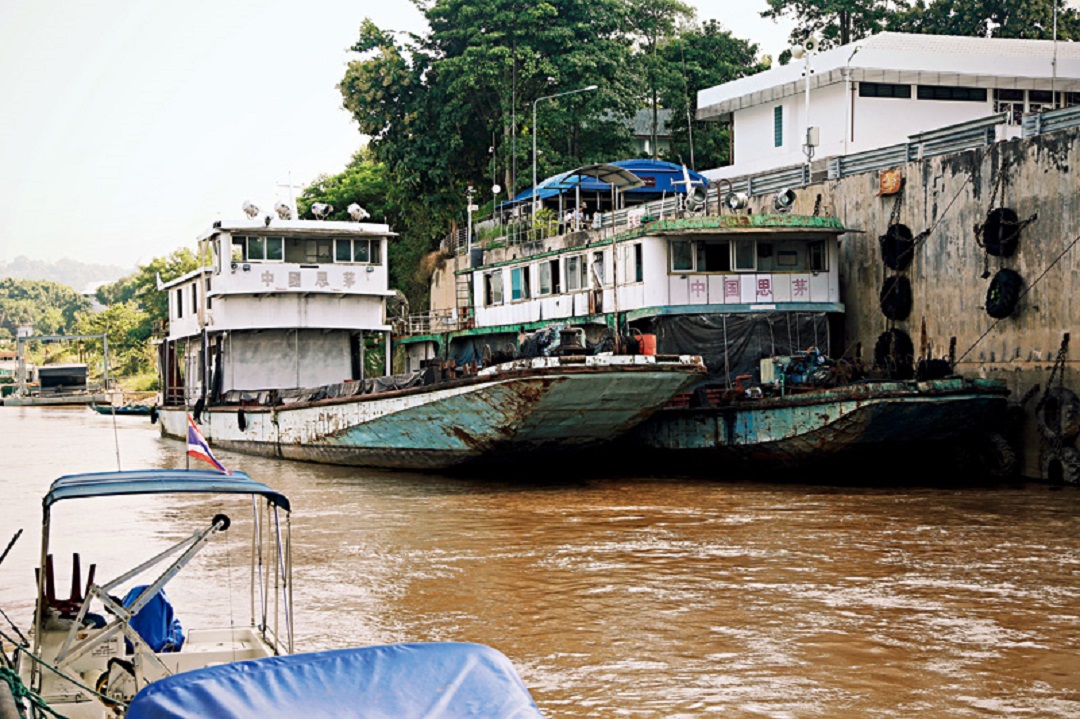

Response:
(1023, 104), (1080, 137)
(828, 113), (1006, 180)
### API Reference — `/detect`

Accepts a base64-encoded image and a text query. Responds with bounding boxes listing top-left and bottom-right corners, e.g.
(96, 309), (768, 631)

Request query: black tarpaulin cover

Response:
(645, 312), (829, 384)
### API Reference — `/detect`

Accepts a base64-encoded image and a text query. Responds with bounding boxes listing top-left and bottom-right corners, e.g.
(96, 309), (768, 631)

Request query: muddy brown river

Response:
(1, 407), (1078, 717)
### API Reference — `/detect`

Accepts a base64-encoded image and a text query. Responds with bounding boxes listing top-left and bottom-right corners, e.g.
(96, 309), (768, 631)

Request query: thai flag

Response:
(187, 414), (230, 474)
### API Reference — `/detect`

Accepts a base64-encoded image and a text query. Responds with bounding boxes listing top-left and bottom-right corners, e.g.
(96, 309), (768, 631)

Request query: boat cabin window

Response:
(592, 251), (605, 287)
(175, 288), (183, 319)
(733, 240), (755, 271)
(671, 241), (694, 272)
(698, 241), (731, 272)
(511, 267), (531, 301)
(566, 255), (589, 291)
(191, 283), (199, 314)
(232, 236), (284, 262)
(809, 241), (827, 271)
(484, 271), (503, 306)
(538, 259), (561, 296)
(334, 238), (382, 265)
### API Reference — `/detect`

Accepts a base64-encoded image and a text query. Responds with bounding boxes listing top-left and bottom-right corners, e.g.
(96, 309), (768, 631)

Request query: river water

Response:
(1, 407), (1078, 718)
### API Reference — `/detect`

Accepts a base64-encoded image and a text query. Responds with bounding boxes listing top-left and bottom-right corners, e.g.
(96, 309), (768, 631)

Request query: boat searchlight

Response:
(311, 202), (333, 220)
(275, 202), (293, 220)
(348, 203), (370, 221)
(242, 200), (260, 218)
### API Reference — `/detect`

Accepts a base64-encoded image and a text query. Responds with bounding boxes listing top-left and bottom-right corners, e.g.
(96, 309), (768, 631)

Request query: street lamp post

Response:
(532, 84), (598, 215)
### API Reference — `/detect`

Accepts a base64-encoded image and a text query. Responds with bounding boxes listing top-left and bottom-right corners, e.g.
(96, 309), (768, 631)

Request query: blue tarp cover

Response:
(126, 642), (545, 719)
(505, 159), (708, 205)
(45, 469), (290, 511)
(122, 585), (185, 653)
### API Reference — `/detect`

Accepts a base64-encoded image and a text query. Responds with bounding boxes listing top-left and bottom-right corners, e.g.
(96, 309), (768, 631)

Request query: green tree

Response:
(90, 248), (199, 377)
(762, 0), (894, 47)
(0, 278), (90, 337)
(337, 2), (639, 309)
(888, 0), (1080, 39)
(626, 0), (695, 159)
(660, 19), (764, 169)
(74, 300), (150, 376)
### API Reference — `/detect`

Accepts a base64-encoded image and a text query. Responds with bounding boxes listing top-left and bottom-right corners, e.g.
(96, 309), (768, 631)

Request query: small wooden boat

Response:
(89, 402), (153, 416)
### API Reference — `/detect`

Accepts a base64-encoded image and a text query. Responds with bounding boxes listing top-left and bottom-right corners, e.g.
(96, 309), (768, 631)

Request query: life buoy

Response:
(1037, 386), (1080, 441)
(879, 224), (915, 271)
(985, 269), (1022, 319)
(873, 328), (915, 380)
(1041, 445), (1080, 485)
(981, 207), (1021, 257)
(879, 275), (912, 321)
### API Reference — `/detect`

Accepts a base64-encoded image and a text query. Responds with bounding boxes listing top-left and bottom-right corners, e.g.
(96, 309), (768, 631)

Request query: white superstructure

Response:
(159, 217), (395, 405)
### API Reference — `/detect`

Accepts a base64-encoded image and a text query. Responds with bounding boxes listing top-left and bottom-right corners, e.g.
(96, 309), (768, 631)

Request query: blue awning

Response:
(45, 469), (291, 511)
(504, 158), (708, 206)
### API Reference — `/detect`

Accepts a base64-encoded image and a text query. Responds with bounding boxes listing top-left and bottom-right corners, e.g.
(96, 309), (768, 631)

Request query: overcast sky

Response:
(0, 0), (793, 268)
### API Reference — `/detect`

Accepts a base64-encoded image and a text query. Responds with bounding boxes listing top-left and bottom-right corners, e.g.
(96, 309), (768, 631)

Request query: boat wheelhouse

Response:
(157, 217), (394, 424)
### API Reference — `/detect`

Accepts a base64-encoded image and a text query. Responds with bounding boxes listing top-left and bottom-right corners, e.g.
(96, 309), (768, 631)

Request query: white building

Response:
(697, 32), (1080, 179)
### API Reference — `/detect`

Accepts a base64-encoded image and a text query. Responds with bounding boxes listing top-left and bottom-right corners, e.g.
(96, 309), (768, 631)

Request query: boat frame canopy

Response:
(44, 469), (291, 511)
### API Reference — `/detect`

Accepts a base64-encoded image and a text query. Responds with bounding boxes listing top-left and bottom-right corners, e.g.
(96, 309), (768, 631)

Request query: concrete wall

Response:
(773, 126), (1079, 479)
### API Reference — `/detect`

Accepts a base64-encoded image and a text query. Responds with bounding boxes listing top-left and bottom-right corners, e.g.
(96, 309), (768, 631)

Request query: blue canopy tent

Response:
(499, 159), (708, 216)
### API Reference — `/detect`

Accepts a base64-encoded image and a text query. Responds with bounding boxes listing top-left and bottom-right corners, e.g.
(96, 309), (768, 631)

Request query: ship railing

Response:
(404, 310), (463, 335)
(1023, 104), (1080, 137)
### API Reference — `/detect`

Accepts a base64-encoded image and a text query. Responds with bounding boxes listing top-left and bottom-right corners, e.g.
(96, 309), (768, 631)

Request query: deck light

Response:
(242, 201), (260, 219)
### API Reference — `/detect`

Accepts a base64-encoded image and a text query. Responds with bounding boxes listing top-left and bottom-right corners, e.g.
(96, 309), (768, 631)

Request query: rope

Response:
(1, 664), (70, 719)
(956, 233), (1080, 364)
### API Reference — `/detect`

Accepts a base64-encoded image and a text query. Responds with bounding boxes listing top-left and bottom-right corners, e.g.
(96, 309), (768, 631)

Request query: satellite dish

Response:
(274, 202), (293, 220)
(773, 188), (797, 213)
(724, 192), (749, 211)
(311, 202), (333, 220)
(242, 200), (259, 218)
(347, 203), (370, 221)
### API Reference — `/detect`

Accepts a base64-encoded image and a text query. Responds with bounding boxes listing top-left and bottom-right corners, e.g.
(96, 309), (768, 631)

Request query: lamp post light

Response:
(532, 84), (598, 215)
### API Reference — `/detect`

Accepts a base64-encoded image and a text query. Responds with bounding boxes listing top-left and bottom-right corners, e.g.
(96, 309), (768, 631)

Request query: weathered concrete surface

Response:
(771, 126), (1080, 479)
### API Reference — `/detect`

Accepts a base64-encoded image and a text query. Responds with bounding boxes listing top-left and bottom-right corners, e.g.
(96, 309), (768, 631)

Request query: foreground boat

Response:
(5, 469), (545, 718)
(10, 469), (294, 719)
(154, 211), (704, 471)
(125, 642), (543, 719)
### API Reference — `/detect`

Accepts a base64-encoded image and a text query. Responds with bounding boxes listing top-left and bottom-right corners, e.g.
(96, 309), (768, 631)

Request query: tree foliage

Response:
(0, 278), (90, 338)
(888, 0), (1080, 39)
(328, 2), (766, 309)
(659, 20), (764, 168)
(762, 0), (894, 47)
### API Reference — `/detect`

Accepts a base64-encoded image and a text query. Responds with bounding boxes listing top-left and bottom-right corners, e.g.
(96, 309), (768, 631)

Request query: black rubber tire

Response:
(981, 432), (1018, 479)
(985, 269), (1022, 319)
(1041, 446), (1080, 485)
(982, 207), (1021, 257)
(880, 224), (915, 271)
(880, 275), (912, 321)
(149, 405), (159, 424)
(1037, 386), (1080, 442)
(873, 329), (915, 380)
(237, 407), (248, 432)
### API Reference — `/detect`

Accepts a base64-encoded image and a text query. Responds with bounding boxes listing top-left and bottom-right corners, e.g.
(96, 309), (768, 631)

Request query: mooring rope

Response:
(956, 232), (1080, 364)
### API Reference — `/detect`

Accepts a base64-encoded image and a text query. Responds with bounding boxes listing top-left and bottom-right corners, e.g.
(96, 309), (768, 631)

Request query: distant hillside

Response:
(0, 256), (132, 294)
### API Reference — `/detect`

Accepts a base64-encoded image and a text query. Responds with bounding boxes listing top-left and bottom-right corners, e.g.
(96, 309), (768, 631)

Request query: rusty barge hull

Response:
(159, 356), (704, 471)
(630, 378), (1009, 467)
